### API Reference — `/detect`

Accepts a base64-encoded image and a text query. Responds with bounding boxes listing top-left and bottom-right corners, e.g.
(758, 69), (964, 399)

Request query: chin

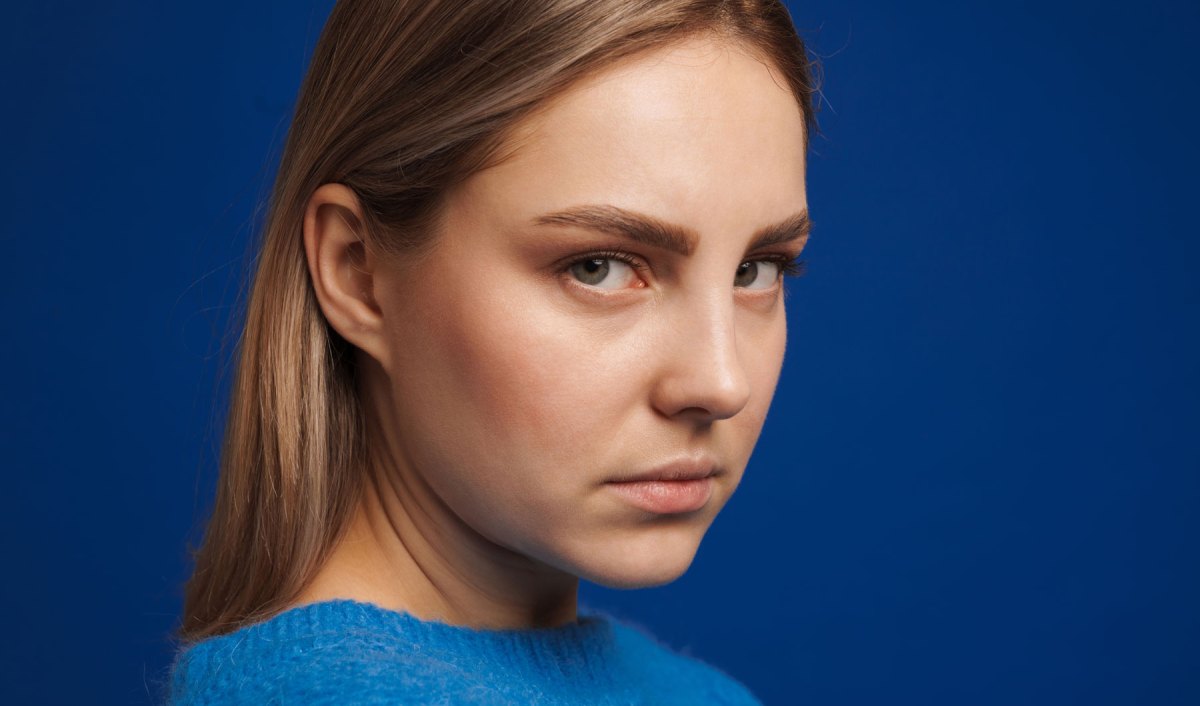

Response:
(567, 521), (708, 589)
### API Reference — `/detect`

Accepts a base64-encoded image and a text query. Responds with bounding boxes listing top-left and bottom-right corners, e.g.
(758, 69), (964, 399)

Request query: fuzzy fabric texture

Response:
(167, 599), (762, 705)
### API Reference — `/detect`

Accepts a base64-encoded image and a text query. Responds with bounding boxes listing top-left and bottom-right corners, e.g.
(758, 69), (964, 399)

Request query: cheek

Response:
(756, 310), (787, 405)
(450, 306), (587, 448)
(728, 307), (788, 461)
(404, 270), (638, 486)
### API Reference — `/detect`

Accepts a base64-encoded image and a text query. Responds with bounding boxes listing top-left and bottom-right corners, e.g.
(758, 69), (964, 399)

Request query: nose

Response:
(650, 290), (752, 423)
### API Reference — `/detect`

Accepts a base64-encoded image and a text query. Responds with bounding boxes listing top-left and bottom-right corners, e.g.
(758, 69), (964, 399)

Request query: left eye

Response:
(734, 260), (781, 289)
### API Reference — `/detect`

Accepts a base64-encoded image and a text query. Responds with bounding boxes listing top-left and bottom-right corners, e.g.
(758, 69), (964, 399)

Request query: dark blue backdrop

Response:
(2, 1), (1196, 704)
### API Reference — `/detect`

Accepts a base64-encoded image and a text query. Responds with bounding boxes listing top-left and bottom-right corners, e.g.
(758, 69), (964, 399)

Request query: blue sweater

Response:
(167, 599), (763, 705)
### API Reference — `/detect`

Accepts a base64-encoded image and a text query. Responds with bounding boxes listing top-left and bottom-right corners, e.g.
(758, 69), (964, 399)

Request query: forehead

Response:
(456, 34), (808, 243)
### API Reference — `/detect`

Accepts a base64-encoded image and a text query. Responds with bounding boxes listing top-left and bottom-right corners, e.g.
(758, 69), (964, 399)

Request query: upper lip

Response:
(608, 456), (723, 483)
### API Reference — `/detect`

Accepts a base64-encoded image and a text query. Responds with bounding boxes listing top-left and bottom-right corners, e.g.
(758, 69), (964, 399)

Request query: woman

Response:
(167, 0), (818, 703)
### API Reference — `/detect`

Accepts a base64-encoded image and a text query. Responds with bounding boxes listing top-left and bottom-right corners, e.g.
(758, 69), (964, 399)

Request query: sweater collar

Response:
(183, 598), (626, 680)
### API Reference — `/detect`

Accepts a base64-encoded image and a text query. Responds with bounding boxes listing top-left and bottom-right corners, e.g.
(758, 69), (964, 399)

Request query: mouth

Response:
(607, 456), (722, 484)
(605, 476), (715, 514)
(604, 456), (722, 514)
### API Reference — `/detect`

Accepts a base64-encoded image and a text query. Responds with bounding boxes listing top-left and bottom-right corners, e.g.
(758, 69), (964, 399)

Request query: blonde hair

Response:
(178, 0), (820, 642)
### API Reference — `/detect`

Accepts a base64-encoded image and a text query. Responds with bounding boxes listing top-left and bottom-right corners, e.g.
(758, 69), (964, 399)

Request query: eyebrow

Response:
(530, 204), (811, 257)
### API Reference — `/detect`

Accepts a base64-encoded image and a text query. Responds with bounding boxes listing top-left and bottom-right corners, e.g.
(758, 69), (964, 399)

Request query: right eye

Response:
(564, 252), (646, 290)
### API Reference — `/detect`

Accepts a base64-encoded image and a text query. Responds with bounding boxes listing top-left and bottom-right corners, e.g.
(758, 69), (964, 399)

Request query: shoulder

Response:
(603, 612), (764, 706)
(166, 602), (498, 705)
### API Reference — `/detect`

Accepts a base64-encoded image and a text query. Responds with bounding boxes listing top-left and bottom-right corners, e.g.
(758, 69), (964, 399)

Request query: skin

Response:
(296, 33), (809, 630)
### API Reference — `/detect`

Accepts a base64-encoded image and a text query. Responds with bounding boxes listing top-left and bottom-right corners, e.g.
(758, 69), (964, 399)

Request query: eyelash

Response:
(564, 249), (808, 284)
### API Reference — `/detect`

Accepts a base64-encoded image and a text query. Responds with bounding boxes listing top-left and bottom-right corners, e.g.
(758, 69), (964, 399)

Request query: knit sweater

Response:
(166, 599), (763, 705)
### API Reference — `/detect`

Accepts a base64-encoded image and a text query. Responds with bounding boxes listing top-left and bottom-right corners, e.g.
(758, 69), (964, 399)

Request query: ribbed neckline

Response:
(186, 598), (626, 680)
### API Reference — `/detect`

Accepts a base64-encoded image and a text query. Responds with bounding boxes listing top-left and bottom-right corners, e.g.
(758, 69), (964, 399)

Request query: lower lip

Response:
(605, 477), (714, 514)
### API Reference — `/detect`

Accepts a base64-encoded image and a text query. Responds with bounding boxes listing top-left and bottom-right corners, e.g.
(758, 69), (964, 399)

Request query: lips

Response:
(607, 456), (722, 484)
(604, 456), (721, 514)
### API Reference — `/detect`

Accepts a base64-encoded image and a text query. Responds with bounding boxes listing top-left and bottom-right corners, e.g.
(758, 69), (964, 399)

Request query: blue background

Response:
(2, 1), (1197, 704)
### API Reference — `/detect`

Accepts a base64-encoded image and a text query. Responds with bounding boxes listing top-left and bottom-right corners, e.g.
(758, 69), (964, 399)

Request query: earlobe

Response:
(302, 183), (391, 367)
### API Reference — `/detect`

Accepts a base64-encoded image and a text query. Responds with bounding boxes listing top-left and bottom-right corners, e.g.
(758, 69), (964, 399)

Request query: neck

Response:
(294, 398), (578, 631)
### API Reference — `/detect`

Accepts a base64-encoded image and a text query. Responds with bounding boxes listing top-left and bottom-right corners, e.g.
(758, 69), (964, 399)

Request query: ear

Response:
(302, 183), (391, 368)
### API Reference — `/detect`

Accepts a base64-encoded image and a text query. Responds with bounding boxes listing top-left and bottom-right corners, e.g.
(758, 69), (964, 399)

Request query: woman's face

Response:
(368, 35), (808, 588)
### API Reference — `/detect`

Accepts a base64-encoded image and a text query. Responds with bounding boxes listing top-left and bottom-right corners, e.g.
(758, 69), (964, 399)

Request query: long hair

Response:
(178, 0), (820, 642)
